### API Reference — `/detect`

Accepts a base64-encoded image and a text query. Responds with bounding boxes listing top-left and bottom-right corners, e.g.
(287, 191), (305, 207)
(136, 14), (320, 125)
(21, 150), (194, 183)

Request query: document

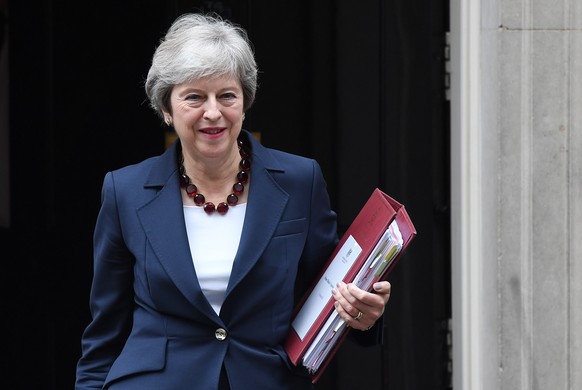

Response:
(284, 188), (417, 383)
(301, 219), (404, 373)
(291, 236), (362, 340)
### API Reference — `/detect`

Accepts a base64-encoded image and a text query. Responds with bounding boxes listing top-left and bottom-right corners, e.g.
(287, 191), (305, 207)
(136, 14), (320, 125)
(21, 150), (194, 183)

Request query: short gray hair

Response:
(145, 13), (258, 118)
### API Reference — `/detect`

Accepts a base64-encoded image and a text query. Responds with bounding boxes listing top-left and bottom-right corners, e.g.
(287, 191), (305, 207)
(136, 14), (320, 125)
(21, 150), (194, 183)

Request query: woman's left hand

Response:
(331, 281), (392, 331)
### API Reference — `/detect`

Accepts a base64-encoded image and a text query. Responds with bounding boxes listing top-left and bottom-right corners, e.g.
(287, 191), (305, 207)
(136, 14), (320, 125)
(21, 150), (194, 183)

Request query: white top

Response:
(183, 203), (247, 315)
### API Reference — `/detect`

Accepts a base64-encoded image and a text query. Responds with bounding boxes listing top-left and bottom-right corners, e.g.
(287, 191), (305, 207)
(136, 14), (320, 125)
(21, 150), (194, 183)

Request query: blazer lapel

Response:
(225, 132), (289, 296)
(136, 142), (217, 319)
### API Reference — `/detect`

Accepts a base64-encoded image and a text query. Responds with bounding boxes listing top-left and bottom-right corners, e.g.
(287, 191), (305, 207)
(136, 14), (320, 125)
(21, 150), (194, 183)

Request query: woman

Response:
(75, 13), (392, 389)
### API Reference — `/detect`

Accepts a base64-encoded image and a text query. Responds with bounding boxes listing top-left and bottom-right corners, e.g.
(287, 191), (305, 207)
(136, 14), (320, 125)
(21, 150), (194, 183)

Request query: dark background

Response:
(0, 0), (451, 389)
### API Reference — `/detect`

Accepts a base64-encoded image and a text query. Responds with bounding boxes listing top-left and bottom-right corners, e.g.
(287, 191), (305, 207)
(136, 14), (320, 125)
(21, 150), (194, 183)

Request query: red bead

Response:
(239, 147), (251, 159)
(240, 159), (251, 171)
(194, 193), (205, 206)
(186, 184), (197, 197)
(203, 202), (216, 214)
(179, 174), (189, 187)
(227, 194), (238, 206)
(217, 202), (229, 215)
(237, 171), (249, 184)
(233, 182), (244, 195)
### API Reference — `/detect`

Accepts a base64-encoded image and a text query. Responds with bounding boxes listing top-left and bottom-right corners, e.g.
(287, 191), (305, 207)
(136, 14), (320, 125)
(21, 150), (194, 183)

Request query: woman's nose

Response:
(203, 98), (222, 121)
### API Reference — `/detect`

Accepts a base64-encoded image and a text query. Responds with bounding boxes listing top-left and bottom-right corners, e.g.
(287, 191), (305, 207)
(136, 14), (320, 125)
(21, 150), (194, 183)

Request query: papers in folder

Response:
(284, 188), (417, 383)
(299, 220), (404, 373)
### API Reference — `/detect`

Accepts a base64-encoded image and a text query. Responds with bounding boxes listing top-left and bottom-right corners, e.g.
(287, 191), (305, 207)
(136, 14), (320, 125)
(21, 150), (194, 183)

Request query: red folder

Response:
(284, 188), (417, 382)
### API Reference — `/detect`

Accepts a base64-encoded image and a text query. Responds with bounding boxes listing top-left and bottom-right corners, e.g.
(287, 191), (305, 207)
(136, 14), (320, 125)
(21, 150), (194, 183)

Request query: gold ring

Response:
(353, 311), (363, 321)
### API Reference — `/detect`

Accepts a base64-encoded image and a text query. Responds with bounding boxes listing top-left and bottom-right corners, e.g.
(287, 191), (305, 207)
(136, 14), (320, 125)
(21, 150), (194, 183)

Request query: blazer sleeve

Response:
(75, 172), (135, 389)
(293, 160), (339, 302)
(301, 160), (384, 347)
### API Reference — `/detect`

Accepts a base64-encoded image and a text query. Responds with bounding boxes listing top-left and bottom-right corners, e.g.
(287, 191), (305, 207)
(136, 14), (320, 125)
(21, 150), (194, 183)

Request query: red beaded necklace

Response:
(178, 138), (251, 215)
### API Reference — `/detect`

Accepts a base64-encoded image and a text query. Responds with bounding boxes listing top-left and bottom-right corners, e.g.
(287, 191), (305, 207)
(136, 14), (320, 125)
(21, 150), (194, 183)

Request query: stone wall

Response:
(452, 0), (582, 388)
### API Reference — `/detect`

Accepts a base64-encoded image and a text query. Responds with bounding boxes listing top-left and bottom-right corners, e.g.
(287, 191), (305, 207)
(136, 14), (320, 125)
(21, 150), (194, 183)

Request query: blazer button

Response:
(215, 328), (227, 341)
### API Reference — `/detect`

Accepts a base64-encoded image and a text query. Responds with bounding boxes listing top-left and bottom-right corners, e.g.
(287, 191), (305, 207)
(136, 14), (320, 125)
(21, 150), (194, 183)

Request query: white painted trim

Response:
(450, 0), (483, 389)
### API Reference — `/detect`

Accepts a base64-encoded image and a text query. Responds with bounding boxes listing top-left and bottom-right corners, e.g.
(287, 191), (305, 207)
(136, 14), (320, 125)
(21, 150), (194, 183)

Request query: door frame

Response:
(450, 0), (486, 389)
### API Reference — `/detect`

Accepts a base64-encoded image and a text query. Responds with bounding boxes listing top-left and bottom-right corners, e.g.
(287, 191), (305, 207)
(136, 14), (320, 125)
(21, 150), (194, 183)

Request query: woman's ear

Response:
(162, 111), (173, 126)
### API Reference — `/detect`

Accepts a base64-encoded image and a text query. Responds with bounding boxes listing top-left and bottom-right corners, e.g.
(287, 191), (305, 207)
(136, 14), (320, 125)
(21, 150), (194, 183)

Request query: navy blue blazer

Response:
(76, 131), (340, 389)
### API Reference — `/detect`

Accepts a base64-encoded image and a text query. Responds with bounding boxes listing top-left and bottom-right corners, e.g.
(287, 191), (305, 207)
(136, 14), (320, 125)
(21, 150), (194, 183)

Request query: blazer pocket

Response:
(272, 218), (307, 237)
(104, 336), (167, 387)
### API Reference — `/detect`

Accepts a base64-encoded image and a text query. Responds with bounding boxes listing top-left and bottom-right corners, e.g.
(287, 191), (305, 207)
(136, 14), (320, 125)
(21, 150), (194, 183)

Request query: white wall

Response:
(451, 0), (582, 389)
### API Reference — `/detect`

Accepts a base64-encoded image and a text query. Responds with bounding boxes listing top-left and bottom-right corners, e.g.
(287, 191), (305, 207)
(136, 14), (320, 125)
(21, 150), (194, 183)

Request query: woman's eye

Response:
(221, 92), (236, 100)
(185, 94), (201, 100)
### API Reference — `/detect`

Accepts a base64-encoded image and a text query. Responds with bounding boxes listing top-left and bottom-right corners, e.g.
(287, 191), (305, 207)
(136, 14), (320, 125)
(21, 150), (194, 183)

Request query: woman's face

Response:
(166, 74), (245, 161)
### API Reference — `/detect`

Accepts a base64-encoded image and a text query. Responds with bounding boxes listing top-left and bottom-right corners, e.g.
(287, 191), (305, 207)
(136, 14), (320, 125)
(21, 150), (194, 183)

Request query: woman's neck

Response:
(179, 141), (248, 206)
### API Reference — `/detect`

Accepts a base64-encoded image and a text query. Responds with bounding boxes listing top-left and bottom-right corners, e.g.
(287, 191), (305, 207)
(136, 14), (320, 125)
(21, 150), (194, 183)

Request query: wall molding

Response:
(450, 0), (483, 388)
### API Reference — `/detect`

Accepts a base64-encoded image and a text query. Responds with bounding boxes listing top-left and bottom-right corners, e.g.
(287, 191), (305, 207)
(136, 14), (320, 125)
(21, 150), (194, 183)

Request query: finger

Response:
(344, 282), (388, 308)
(335, 281), (378, 314)
(372, 281), (391, 295)
(371, 281), (392, 305)
(343, 282), (391, 323)
(333, 283), (378, 329)
(333, 300), (373, 330)
(332, 300), (352, 323)
(332, 282), (360, 315)
(332, 283), (367, 323)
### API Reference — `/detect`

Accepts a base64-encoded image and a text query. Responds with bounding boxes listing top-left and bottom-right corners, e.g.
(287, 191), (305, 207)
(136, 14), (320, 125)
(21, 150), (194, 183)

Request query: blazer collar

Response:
(137, 131), (289, 321)
(226, 131), (289, 295)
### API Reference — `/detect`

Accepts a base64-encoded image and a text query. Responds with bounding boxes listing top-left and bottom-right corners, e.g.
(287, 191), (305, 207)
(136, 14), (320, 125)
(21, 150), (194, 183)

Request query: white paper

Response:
(302, 311), (340, 368)
(291, 235), (362, 340)
(300, 220), (404, 373)
(353, 220), (403, 291)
